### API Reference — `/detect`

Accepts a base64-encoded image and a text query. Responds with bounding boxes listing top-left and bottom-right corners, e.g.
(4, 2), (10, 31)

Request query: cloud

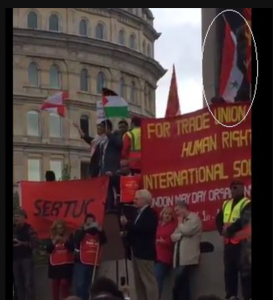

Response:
(150, 8), (203, 117)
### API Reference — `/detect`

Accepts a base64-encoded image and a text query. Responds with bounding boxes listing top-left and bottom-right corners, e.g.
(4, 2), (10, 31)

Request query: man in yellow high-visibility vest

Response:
(121, 116), (141, 174)
(216, 180), (251, 300)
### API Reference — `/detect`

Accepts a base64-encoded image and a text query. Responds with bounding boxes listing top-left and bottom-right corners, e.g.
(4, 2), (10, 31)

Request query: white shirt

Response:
(134, 205), (149, 224)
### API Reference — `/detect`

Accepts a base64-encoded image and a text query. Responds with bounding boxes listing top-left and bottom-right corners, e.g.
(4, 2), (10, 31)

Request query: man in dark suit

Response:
(99, 119), (123, 210)
(120, 189), (158, 300)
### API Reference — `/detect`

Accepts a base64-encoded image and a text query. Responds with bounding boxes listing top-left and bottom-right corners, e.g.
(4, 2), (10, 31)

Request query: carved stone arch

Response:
(101, 68), (112, 82)
(79, 17), (91, 37)
(25, 8), (41, 29)
(95, 21), (107, 39)
(51, 59), (68, 74)
(24, 58), (42, 71)
(47, 11), (63, 32)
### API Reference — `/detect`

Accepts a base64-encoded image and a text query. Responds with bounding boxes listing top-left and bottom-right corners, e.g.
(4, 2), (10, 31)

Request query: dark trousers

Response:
(13, 258), (35, 300)
(172, 265), (192, 300)
(13, 275), (18, 300)
(51, 279), (71, 300)
(74, 263), (94, 300)
(106, 175), (120, 210)
(154, 262), (171, 298)
(224, 243), (251, 300)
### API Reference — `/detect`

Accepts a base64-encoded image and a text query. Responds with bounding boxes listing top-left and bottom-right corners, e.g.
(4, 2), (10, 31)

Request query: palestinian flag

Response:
(102, 88), (129, 118)
(219, 19), (243, 102)
(41, 91), (68, 117)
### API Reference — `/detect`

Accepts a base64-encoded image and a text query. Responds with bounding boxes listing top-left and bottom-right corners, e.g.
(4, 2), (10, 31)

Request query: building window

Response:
(49, 14), (59, 32)
(49, 112), (62, 137)
(27, 110), (40, 136)
(28, 62), (39, 86)
(118, 30), (125, 45)
(27, 11), (38, 29)
(129, 34), (136, 49)
(49, 65), (60, 89)
(142, 40), (146, 54)
(80, 161), (90, 179)
(96, 23), (105, 39)
(80, 68), (89, 92)
(119, 77), (125, 98)
(80, 115), (89, 136)
(50, 160), (63, 181)
(28, 158), (41, 181)
(130, 81), (136, 103)
(96, 72), (105, 93)
(79, 19), (88, 36)
(147, 44), (151, 57)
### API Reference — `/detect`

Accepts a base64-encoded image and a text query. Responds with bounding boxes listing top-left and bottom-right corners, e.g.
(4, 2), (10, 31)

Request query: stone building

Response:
(13, 8), (165, 183)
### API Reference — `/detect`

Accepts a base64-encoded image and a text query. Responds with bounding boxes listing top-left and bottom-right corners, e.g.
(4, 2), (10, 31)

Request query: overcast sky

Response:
(150, 8), (203, 117)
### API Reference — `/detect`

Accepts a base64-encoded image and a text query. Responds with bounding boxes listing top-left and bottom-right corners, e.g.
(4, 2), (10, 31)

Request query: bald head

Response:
(65, 296), (82, 300)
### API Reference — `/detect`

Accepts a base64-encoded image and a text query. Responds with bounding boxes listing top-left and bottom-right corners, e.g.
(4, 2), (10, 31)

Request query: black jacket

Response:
(100, 131), (123, 175)
(215, 197), (251, 239)
(13, 223), (38, 261)
(125, 206), (158, 261)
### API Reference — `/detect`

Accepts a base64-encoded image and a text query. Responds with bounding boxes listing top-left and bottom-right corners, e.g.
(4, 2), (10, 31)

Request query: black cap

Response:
(230, 180), (244, 188)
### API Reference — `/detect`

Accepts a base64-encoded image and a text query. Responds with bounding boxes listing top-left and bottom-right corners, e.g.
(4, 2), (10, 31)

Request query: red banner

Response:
(20, 177), (109, 239)
(141, 103), (251, 231)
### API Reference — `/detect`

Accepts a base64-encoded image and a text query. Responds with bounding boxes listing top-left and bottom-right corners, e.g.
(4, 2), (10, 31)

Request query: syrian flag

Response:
(102, 88), (129, 118)
(41, 91), (68, 117)
(219, 20), (244, 102)
(243, 8), (251, 84)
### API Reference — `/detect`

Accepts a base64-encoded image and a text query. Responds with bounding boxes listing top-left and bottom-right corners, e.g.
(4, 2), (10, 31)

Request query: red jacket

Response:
(155, 221), (177, 265)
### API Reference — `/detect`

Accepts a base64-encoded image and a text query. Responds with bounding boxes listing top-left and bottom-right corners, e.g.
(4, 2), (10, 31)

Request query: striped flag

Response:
(41, 91), (68, 117)
(102, 88), (129, 118)
(219, 20), (243, 102)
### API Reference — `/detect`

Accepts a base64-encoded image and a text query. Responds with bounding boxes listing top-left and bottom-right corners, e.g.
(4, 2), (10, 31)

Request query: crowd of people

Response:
(13, 116), (251, 300)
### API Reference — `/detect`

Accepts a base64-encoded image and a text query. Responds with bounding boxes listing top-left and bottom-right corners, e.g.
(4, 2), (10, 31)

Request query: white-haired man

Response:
(120, 189), (158, 300)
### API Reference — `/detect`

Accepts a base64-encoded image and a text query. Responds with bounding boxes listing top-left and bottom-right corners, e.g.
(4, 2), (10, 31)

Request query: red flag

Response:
(243, 8), (251, 84)
(165, 65), (181, 117)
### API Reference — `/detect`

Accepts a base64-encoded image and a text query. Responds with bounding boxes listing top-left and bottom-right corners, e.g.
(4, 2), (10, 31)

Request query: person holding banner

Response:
(13, 208), (38, 300)
(215, 180), (251, 300)
(120, 189), (158, 300)
(171, 200), (202, 300)
(46, 220), (74, 300)
(154, 207), (177, 299)
(73, 214), (107, 300)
